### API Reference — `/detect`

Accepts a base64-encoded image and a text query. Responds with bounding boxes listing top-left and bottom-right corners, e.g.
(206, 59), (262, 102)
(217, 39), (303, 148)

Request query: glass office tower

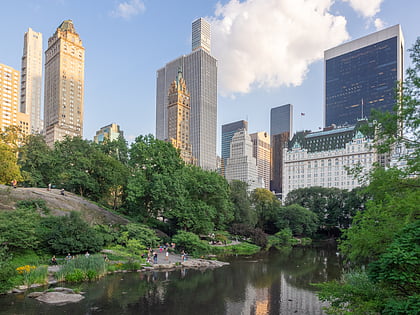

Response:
(324, 25), (404, 127)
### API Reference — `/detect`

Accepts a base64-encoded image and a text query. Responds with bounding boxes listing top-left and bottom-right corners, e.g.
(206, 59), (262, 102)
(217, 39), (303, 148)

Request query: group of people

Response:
(51, 251), (93, 265)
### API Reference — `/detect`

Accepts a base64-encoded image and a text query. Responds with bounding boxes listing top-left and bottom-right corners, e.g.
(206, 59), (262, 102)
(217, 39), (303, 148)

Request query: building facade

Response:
(225, 129), (262, 192)
(325, 24), (404, 127)
(0, 64), (21, 131)
(44, 20), (85, 146)
(250, 131), (271, 190)
(156, 18), (217, 170)
(20, 27), (43, 134)
(221, 120), (248, 176)
(270, 104), (293, 194)
(94, 123), (123, 144)
(282, 123), (377, 199)
(167, 68), (194, 164)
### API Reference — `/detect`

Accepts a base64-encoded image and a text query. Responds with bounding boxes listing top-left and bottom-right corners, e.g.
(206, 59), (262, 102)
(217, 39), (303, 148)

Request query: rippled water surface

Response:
(0, 243), (343, 315)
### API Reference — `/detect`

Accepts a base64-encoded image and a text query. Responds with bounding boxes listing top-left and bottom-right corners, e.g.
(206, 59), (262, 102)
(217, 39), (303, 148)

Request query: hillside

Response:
(0, 185), (130, 225)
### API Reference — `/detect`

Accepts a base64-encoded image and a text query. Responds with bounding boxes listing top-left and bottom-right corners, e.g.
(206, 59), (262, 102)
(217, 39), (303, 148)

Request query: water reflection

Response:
(0, 244), (343, 315)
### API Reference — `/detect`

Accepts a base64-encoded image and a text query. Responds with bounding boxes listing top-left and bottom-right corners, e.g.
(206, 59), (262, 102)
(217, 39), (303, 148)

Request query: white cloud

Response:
(112, 0), (145, 20)
(374, 18), (385, 30)
(209, 0), (349, 96)
(342, 0), (383, 18)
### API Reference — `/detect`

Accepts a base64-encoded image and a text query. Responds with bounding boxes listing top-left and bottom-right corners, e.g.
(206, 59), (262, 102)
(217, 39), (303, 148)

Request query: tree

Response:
(126, 134), (184, 221)
(285, 186), (366, 234)
(275, 204), (319, 237)
(251, 188), (281, 233)
(18, 134), (54, 187)
(229, 180), (256, 227)
(0, 142), (22, 184)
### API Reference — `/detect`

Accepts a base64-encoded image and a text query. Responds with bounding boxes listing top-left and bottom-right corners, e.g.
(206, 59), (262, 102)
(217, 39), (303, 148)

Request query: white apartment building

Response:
(282, 124), (377, 199)
(226, 129), (262, 192)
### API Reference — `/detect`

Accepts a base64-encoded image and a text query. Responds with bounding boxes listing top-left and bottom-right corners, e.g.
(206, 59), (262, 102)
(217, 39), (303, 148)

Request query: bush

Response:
(122, 259), (141, 271)
(213, 242), (260, 256)
(250, 228), (268, 248)
(172, 231), (210, 256)
(39, 212), (104, 254)
(65, 268), (86, 282)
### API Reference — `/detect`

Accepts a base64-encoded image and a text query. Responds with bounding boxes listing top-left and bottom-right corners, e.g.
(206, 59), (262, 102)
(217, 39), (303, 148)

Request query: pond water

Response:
(0, 243), (343, 315)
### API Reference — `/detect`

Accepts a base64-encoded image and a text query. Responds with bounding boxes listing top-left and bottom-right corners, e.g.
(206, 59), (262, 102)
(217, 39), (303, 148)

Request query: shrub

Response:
(172, 231), (210, 256)
(65, 268), (85, 282)
(122, 259), (141, 271)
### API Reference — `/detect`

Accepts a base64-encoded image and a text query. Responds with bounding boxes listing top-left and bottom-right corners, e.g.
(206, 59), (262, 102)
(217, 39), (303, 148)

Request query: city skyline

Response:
(0, 0), (419, 153)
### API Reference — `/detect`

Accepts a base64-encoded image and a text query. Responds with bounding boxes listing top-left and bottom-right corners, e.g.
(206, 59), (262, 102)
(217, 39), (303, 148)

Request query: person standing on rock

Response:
(48, 183), (51, 191)
(165, 248), (169, 261)
(153, 251), (158, 264)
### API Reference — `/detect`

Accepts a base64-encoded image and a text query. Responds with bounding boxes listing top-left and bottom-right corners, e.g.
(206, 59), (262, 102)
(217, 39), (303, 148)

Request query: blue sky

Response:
(1, 0), (419, 153)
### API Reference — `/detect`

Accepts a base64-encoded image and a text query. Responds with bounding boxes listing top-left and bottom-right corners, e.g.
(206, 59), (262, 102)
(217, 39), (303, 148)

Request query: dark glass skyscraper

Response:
(324, 25), (404, 127)
(270, 104), (293, 195)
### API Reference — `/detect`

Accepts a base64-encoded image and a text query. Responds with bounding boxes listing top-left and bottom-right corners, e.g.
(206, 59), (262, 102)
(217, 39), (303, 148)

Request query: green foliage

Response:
(0, 207), (41, 251)
(18, 134), (54, 187)
(122, 259), (141, 271)
(0, 239), (16, 293)
(39, 211), (104, 255)
(21, 265), (48, 286)
(268, 228), (294, 248)
(251, 188), (281, 233)
(56, 254), (107, 282)
(315, 270), (387, 314)
(275, 204), (319, 237)
(118, 223), (160, 248)
(16, 199), (50, 215)
(285, 186), (366, 233)
(368, 221), (420, 304)
(172, 231), (210, 256)
(340, 169), (419, 263)
(212, 242), (260, 255)
(0, 142), (22, 184)
(229, 180), (256, 227)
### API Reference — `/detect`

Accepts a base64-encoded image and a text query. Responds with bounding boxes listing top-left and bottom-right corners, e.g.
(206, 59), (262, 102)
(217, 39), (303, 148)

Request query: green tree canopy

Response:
(229, 180), (256, 227)
(275, 204), (319, 237)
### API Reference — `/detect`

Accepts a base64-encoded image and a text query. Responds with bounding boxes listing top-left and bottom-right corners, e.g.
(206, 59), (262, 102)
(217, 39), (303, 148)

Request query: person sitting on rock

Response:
(51, 255), (57, 265)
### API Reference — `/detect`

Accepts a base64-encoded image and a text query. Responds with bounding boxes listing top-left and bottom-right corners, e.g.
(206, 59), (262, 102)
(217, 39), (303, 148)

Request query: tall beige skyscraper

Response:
(167, 68), (194, 164)
(250, 131), (271, 190)
(20, 28), (43, 134)
(44, 20), (84, 146)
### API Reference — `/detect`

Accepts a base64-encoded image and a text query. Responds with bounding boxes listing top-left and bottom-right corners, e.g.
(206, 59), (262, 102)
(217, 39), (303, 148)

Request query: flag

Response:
(300, 112), (305, 116)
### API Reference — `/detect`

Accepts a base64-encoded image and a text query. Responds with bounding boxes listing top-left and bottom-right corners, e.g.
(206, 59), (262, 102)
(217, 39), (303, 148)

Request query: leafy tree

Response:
(251, 188), (281, 233)
(285, 186), (366, 233)
(39, 211), (104, 254)
(18, 134), (54, 187)
(167, 166), (233, 234)
(126, 134), (184, 221)
(0, 125), (26, 154)
(97, 134), (129, 165)
(275, 204), (318, 237)
(0, 142), (22, 184)
(229, 180), (256, 227)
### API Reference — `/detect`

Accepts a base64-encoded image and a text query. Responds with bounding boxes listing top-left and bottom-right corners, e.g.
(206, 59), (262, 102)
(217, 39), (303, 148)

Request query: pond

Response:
(0, 242), (343, 314)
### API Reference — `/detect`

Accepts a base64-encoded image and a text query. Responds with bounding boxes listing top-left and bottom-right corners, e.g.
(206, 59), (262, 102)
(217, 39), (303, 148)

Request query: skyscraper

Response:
(156, 18), (217, 170)
(270, 104), (293, 194)
(225, 129), (261, 192)
(167, 68), (194, 164)
(250, 131), (271, 190)
(221, 120), (248, 177)
(325, 24), (404, 127)
(270, 104), (293, 137)
(0, 64), (21, 131)
(94, 123), (123, 144)
(0, 64), (30, 139)
(44, 20), (85, 146)
(20, 28), (43, 134)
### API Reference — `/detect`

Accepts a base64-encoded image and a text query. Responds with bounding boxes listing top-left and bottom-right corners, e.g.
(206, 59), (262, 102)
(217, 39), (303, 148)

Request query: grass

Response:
(56, 254), (107, 282)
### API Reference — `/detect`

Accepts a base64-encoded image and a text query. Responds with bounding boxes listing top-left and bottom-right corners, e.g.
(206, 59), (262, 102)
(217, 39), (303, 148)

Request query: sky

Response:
(1, 0), (419, 154)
